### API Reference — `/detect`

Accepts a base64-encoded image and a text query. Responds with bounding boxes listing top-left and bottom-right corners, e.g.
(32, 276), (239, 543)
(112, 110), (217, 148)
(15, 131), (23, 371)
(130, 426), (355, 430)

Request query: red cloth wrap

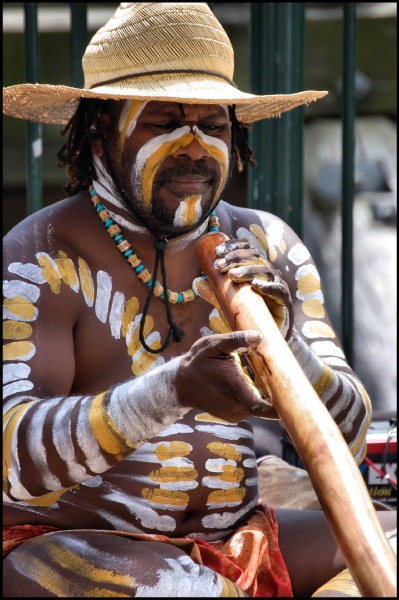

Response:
(3, 504), (292, 597)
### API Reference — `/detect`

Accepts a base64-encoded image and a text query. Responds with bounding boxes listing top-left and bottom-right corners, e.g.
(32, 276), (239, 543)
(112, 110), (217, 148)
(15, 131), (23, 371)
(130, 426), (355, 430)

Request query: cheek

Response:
(133, 127), (192, 209)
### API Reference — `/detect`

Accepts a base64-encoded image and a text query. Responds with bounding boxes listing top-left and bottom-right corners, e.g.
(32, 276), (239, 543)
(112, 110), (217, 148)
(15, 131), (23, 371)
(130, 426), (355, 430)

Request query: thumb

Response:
(192, 276), (219, 305)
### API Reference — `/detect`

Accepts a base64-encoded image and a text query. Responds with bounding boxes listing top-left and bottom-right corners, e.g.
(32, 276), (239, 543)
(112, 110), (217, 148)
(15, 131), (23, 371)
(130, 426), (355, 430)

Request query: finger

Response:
(214, 239), (256, 255)
(205, 330), (262, 356)
(214, 252), (266, 273)
(228, 265), (276, 282)
(192, 276), (217, 304)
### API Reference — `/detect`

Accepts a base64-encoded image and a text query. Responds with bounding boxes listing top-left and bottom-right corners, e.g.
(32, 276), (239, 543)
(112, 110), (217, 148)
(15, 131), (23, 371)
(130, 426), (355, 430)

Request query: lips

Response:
(155, 164), (217, 197)
(168, 182), (210, 196)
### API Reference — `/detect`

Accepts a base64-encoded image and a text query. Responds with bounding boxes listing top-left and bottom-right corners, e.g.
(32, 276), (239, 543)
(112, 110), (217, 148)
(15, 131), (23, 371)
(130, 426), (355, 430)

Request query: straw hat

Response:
(2, 2), (327, 126)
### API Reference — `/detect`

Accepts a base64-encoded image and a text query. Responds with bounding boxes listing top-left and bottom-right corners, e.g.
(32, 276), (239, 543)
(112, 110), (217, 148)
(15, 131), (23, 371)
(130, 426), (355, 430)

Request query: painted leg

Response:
(2, 531), (247, 597)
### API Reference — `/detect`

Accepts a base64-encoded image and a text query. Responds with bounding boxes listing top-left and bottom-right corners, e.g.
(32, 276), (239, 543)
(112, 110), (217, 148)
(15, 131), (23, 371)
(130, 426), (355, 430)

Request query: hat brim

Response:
(2, 74), (328, 125)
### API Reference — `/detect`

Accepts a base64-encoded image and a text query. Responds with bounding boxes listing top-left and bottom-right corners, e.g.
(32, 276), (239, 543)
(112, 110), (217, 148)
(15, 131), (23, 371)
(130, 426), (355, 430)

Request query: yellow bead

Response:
(127, 254), (141, 268)
(181, 289), (195, 303)
(167, 291), (179, 304)
(117, 240), (131, 252)
(138, 269), (152, 283)
(153, 283), (164, 297)
(98, 209), (110, 222)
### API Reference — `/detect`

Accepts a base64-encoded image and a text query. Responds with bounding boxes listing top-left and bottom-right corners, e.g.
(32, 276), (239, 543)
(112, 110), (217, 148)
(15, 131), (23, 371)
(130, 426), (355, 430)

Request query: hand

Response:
(175, 331), (273, 421)
(212, 238), (293, 340)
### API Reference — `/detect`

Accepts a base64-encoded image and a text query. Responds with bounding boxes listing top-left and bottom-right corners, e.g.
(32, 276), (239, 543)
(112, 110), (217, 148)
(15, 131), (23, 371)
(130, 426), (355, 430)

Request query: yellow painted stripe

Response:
(88, 392), (135, 459)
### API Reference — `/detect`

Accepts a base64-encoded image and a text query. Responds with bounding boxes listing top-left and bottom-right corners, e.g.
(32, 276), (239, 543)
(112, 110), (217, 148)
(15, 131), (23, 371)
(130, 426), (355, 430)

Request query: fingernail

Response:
(214, 258), (226, 268)
(230, 268), (242, 277)
(246, 331), (262, 344)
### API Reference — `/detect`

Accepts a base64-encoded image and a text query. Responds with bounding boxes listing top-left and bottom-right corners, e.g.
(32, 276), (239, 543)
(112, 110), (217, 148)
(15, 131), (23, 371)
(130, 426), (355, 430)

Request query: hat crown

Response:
(83, 2), (234, 90)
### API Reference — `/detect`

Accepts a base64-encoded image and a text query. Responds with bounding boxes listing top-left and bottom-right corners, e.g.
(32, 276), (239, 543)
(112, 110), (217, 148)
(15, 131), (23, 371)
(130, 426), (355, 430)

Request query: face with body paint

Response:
(100, 100), (232, 236)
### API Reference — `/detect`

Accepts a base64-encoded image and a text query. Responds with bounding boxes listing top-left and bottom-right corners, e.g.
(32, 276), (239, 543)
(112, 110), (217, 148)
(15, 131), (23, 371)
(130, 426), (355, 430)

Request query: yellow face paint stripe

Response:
(141, 132), (195, 208)
(178, 194), (201, 226)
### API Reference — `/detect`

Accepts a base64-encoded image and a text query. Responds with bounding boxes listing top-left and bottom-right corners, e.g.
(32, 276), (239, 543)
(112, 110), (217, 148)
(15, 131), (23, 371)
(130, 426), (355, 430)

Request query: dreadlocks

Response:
(57, 98), (115, 196)
(57, 98), (257, 197)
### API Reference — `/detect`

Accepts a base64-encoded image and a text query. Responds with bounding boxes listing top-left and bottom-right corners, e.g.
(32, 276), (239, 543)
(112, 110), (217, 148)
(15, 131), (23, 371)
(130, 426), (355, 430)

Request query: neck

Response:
(91, 157), (215, 250)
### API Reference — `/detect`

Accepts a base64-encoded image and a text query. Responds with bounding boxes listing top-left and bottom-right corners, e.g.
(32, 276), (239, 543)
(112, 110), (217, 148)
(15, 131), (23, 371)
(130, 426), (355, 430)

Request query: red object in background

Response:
(360, 420), (397, 509)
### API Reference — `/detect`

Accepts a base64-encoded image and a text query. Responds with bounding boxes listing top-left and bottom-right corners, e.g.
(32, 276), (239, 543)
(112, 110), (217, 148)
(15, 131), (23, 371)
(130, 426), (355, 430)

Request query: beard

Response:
(111, 156), (232, 237)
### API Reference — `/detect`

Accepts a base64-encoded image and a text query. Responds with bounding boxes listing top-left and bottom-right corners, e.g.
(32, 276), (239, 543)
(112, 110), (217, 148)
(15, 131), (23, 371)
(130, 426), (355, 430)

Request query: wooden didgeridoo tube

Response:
(196, 231), (396, 598)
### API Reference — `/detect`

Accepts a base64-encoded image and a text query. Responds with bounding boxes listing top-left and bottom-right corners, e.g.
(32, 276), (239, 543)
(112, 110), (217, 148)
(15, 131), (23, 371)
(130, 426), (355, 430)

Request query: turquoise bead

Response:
(91, 183), (219, 306)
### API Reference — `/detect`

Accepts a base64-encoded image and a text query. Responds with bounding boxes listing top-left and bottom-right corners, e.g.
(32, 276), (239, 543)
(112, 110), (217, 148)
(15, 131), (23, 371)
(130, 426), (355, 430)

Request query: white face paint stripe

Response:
(134, 125), (191, 177)
(118, 99), (147, 141)
(173, 196), (203, 228)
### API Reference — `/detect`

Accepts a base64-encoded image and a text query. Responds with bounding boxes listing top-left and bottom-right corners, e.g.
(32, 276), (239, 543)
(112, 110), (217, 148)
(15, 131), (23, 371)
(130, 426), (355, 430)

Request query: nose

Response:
(172, 134), (210, 161)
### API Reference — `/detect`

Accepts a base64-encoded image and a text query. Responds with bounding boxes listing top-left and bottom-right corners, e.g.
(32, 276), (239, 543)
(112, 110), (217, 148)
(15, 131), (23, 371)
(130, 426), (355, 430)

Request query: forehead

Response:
(118, 100), (229, 119)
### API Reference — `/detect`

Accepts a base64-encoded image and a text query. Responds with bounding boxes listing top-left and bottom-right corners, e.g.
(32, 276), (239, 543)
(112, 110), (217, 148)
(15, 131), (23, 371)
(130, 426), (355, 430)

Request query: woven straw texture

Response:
(2, 2), (327, 125)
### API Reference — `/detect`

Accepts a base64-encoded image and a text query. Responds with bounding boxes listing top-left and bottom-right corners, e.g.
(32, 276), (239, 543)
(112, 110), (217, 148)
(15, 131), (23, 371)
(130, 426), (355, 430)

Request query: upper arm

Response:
(3, 218), (79, 406)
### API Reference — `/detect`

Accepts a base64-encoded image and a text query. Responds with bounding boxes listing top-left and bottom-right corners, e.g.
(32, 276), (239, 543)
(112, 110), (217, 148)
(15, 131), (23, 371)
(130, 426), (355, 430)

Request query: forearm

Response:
(3, 357), (190, 501)
(287, 328), (372, 463)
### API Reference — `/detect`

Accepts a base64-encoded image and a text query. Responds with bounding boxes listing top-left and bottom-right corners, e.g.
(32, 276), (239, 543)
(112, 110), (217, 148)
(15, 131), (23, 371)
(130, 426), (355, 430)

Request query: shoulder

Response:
(3, 192), (94, 261)
(216, 200), (301, 246)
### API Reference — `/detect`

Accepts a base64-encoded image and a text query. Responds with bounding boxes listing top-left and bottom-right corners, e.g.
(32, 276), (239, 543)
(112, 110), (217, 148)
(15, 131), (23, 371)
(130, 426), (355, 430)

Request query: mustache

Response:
(156, 162), (219, 184)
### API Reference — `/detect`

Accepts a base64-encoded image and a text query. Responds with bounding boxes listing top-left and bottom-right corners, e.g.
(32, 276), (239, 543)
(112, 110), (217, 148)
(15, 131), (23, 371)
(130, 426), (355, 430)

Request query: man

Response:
(2, 3), (396, 597)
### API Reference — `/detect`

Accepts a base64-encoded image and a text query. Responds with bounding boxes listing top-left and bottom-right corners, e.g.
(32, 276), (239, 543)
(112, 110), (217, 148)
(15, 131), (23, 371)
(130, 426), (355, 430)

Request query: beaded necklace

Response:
(90, 185), (220, 354)
(90, 186), (219, 303)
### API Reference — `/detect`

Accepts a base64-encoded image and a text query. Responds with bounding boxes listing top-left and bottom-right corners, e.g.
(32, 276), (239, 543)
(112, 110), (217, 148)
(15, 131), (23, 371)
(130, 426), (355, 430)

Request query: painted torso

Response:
(3, 191), (351, 539)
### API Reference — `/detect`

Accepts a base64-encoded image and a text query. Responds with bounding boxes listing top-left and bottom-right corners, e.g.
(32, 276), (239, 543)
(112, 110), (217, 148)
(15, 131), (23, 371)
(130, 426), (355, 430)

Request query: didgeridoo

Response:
(196, 231), (396, 598)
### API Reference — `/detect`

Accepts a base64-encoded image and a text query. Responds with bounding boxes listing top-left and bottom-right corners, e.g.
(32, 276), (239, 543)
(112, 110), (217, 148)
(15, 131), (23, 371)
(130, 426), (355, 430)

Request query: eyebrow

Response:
(144, 104), (228, 118)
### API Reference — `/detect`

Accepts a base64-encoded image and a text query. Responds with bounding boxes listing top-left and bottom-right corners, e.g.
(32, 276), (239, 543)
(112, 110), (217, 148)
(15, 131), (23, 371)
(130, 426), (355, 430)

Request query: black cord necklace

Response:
(90, 185), (220, 353)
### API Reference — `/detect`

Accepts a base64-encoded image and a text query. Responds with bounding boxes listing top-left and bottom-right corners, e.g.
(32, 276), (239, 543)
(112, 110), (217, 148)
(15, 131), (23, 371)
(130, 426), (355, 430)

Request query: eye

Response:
(150, 120), (180, 132)
(198, 123), (229, 135)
